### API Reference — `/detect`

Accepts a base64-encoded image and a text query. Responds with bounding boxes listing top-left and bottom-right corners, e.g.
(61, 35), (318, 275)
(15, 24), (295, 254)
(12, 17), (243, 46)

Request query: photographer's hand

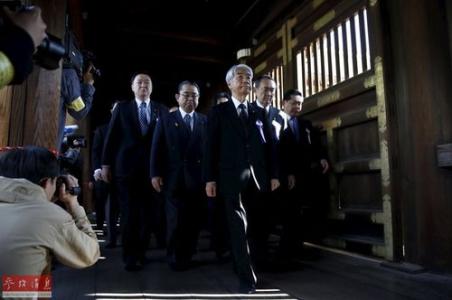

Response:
(3, 6), (47, 49)
(58, 174), (80, 213)
(83, 64), (95, 85)
(101, 165), (111, 183)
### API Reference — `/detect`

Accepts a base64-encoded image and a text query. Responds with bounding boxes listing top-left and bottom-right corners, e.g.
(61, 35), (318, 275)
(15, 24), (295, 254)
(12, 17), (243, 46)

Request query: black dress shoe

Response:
(238, 282), (256, 294)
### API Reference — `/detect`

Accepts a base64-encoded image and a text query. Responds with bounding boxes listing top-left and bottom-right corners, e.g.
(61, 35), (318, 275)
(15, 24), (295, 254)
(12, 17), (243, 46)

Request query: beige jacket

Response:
(0, 177), (100, 277)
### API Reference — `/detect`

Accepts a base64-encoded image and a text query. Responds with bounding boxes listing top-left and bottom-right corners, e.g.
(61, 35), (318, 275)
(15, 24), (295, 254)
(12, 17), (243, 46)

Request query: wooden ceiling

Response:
(80, 0), (297, 120)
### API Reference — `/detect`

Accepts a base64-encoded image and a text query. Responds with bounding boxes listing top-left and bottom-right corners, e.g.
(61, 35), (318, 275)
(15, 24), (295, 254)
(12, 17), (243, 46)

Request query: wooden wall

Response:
(384, 0), (452, 271)
(247, 0), (452, 272)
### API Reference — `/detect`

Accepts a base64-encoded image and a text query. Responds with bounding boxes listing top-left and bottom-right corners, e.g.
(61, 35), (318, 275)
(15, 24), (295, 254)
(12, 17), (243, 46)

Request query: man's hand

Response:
(206, 181), (217, 197)
(151, 176), (163, 192)
(101, 166), (111, 183)
(93, 168), (102, 181)
(288, 174), (296, 190)
(270, 178), (280, 191)
(83, 64), (95, 85)
(320, 159), (329, 174)
(57, 175), (80, 213)
(4, 6), (47, 49)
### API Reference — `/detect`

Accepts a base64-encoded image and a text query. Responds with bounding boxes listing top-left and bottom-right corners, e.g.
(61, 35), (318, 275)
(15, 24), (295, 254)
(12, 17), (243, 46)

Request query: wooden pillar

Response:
(384, 0), (452, 271)
(0, 0), (66, 149)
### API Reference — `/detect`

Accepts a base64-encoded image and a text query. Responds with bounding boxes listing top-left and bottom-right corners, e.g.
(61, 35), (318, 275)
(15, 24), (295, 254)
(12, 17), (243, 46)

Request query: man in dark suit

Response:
(248, 74), (283, 267)
(278, 89), (329, 261)
(204, 64), (280, 293)
(92, 102), (120, 248)
(101, 73), (168, 271)
(250, 75), (284, 135)
(150, 81), (207, 271)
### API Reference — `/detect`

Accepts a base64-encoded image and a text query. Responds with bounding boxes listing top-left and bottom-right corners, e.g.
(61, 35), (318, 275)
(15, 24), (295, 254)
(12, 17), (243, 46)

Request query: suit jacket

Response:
(150, 110), (207, 193)
(279, 116), (327, 177)
(92, 123), (108, 171)
(204, 100), (278, 194)
(102, 99), (168, 178)
(249, 102), (284, 140)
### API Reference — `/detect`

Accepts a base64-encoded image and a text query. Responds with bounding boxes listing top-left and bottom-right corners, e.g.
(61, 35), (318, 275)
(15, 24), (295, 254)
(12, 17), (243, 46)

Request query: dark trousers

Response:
(222, 179), (258, 287)
(94, 180), (108, 230)
(246, 190), (272, 265)
(116, 176), (153, 264)
(166, 188), (204, 266)
(208, 195), (229, 256)
(94, 180), (120, 244)
(279, 171), (326, 257)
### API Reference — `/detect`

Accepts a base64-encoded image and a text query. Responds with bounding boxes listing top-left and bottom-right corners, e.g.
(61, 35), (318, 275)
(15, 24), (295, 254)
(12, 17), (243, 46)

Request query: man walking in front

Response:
(204, 64), (280, 293)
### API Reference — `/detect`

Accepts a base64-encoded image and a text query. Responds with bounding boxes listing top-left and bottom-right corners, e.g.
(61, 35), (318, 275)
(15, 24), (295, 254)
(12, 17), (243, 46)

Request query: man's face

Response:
(42, 177), (57, 201)
(176, 84), (199, 113)
(131, 74), (152, 100)
(228, 68), (252, 99)
(283, 95), (303, 117)
(254, 78), (276, 107)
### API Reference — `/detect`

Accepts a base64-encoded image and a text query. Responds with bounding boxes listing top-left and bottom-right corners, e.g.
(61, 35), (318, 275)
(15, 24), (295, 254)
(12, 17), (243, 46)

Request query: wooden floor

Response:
(52, 230), (452, 300)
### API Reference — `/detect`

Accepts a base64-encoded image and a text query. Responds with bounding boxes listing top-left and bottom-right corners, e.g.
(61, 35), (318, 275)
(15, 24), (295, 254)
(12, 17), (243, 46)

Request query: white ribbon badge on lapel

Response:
(256, 119), (266, 143)
(306, 128), (311, 144)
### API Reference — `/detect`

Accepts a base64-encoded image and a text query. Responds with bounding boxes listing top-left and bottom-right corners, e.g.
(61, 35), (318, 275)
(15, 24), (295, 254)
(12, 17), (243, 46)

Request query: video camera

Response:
(0, 0), (65, 70)
(63, 31), (101, 80)
(56, 131), (86, 197)
(55, 175), (81, 196)
(60, 134), (86, 170)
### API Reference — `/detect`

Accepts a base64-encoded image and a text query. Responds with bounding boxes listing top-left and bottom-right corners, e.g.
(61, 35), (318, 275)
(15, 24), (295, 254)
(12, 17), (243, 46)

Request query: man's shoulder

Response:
(151, 100), (169, 111)
(195, 111), (207, 121)
(297, 117), (313, 127)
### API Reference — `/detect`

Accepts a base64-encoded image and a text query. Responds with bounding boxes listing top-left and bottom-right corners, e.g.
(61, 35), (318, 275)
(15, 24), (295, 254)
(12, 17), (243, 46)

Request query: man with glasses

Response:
(150, 81), (206, 271)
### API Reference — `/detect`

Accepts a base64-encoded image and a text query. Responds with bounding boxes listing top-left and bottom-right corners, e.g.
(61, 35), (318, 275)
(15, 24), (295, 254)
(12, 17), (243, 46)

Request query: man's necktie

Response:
(238, 103), (248, 123)
(289, 117), (300, 142)
(139, 102), (148, 135)
(184, 114), (192, 132)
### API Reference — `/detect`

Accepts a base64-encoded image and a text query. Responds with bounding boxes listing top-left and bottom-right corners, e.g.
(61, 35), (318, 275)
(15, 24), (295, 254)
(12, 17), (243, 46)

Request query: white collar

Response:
(179, 107), (194, 119)
(256, 100), (270, 112)
(135, 98), (150, 108)
(279, 110), (290, 121)
(231, 96), (248, 110)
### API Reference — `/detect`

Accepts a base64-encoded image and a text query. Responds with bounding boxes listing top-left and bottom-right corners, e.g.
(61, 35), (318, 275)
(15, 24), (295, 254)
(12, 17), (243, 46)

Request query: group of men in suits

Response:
(92, 65), (329, 294)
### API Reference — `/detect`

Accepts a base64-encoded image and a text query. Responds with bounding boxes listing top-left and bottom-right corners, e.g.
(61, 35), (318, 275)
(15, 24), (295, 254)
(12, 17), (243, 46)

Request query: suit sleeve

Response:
(102, 105), (120, 166)
(308, 121), (328, 162)
(150, 117), (167, 178)
(262, 111), (279, 180)
(279, 128), (297, 176)
(203, 107), (220, 183)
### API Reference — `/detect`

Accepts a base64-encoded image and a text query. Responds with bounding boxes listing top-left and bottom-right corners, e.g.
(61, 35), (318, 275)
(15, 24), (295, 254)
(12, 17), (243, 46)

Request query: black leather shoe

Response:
(238, 283), (256, 294)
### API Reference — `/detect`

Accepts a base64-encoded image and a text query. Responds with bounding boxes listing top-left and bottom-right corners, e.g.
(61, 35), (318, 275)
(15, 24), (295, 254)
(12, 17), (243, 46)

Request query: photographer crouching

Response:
(0, 146), (99, 279)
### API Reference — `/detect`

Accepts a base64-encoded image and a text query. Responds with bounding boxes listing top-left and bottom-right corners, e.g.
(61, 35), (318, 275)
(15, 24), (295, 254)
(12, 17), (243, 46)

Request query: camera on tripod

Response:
(0, 0), (65, 70)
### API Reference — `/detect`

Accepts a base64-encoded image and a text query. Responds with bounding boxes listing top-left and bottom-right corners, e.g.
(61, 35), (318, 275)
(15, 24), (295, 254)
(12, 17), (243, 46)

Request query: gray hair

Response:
(225, 64), (253, 84)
